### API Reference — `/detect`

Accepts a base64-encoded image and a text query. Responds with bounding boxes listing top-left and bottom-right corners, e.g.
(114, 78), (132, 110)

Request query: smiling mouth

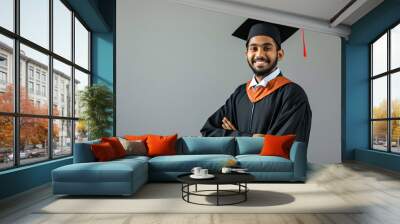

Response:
(254, 60), (268, 67)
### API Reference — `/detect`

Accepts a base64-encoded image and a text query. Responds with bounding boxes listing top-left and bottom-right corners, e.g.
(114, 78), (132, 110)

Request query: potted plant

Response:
(79, 84), (113, 140)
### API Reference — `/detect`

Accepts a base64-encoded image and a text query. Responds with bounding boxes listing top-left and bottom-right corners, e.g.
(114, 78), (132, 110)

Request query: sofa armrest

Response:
(73, 140), (100, 163)
(289, 141), (307, 181)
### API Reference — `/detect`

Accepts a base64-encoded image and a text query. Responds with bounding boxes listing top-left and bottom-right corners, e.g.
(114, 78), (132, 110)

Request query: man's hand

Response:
(222, 117), (237, 131)
(252, 134), (265, 137)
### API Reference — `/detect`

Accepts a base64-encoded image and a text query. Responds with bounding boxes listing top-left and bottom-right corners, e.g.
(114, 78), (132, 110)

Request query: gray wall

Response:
(279, 32), (341, 164)
(116, 0), (341, 163)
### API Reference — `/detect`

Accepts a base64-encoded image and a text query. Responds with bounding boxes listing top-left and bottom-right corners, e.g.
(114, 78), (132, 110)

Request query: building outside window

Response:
(0, 71), (6, 83)
(42, 85), (46, 97)
(0, 54), (7, 67)
(35, 70), (40, 81)
(35, 83), (40, 95)
(0, 71), (7, 93)
(41, 73), (46, 83)
(28, 81), (34, 94)
(29, 66), (34, 79)
(0, 54), (7, 89)
(54, 89), (58, 101)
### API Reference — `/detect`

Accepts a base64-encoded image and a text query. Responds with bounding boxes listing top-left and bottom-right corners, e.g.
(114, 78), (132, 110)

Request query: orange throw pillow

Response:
(146, 134), (178, 157)
(101, 137), (127, 158)
(124, 135), (149, 141)
(91, 142), (117, 161)
(259, 134), (296, 159)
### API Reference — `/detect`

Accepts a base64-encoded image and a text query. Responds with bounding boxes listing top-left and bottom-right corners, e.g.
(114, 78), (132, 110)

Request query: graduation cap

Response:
(232, 19), (307, 57)
(232, 19), (298, 46)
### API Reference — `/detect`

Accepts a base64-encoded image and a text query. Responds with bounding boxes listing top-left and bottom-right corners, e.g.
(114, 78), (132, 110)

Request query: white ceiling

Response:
(226, 0), (352, 23)
(170, 0), (384, 37)
(225, 0), (383, 25)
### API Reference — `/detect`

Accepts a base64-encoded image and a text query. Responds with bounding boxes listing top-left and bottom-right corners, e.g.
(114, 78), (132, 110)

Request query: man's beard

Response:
(247, 57), (278, 77)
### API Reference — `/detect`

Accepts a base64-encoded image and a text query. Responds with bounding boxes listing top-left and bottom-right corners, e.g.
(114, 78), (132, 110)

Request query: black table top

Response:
(177, 172), (255, 185)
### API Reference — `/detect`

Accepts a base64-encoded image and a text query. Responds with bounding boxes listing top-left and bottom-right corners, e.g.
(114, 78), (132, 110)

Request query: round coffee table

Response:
(177, 172), (255, 206)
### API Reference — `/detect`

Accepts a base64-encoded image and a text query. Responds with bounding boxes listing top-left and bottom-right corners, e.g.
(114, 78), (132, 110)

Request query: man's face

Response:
(246, 35), (284, 76)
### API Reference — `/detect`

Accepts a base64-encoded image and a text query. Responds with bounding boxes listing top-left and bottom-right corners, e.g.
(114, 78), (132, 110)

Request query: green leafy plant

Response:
(79, 84), (113, 140)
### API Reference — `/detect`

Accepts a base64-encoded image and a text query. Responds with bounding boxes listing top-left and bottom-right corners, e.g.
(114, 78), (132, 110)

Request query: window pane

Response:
(53, 59), (72, 117)
(53, 119), (72, 157)
(391, 72), (400, 117)
(20, 0), (49, 49)
(372, 121), (387, 151)
(391, 24), (400, 70)
(75, 120), (88, 143)
(391, 120), (400, 153)
(372, 76), (387, 119)
(20, 117), (49, 165)
(0, 0), (14, 31)
(20, 44), (49, 115)
(75, 17), (89, 70)
(53, 0), (72, 60)
(372, 33), (387, 76)
(0, 116), (13, 170)
(0, 35), (14, 112)
(74, 69), (89, 118)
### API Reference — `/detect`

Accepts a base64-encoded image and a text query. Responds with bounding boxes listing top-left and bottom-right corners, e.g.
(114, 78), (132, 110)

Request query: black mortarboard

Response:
(232, 19), (298, 48)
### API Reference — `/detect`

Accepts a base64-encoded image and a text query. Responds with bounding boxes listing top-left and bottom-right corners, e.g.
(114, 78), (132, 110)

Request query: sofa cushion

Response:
(114, 155), (150, 164)
(148, 154), (235, 172)
(235, 137), (263, 155)
(52, 158), (147, 183)
(177, 137), (235, 155)
(236, 155), (293, 172)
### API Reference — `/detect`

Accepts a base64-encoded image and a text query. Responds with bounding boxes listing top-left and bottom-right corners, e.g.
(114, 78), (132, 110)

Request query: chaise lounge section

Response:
(52, 140), (149, 196)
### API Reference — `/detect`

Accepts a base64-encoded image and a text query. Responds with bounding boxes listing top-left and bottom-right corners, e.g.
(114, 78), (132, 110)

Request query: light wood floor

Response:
(1, 162), (400, 224)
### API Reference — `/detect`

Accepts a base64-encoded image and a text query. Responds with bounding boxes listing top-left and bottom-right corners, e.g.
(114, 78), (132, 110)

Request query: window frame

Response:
(0, 0), (92, 171)
(370, 20), (400, 154)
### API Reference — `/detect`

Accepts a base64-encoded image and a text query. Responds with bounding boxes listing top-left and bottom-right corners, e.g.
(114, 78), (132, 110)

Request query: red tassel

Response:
(301, 28), (307, 58)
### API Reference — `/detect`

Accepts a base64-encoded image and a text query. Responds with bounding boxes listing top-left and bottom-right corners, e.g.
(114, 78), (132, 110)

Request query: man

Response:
(200, 22), (312, 144)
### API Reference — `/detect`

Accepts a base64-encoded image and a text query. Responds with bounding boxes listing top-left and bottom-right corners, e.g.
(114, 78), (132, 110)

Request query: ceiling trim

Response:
(168, 0), (351, 38)
(330, 0), (368, 27)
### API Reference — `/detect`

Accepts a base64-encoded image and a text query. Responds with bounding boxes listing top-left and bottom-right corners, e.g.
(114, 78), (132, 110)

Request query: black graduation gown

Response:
(200, 77), (312, 144)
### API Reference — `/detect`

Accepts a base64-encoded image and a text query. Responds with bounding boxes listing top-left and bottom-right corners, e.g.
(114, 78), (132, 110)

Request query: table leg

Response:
(195, 184), (197, 192)
(187, 184), (190, 202)
(245, 183), (247, 201)
(217, 184), (219, 206)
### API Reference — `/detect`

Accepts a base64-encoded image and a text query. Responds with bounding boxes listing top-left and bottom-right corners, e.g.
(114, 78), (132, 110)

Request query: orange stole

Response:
(246, 76), (292, 103)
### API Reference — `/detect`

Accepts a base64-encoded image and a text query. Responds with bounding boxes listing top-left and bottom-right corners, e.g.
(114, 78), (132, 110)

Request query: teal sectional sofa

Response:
(52, 137), (307, 196)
